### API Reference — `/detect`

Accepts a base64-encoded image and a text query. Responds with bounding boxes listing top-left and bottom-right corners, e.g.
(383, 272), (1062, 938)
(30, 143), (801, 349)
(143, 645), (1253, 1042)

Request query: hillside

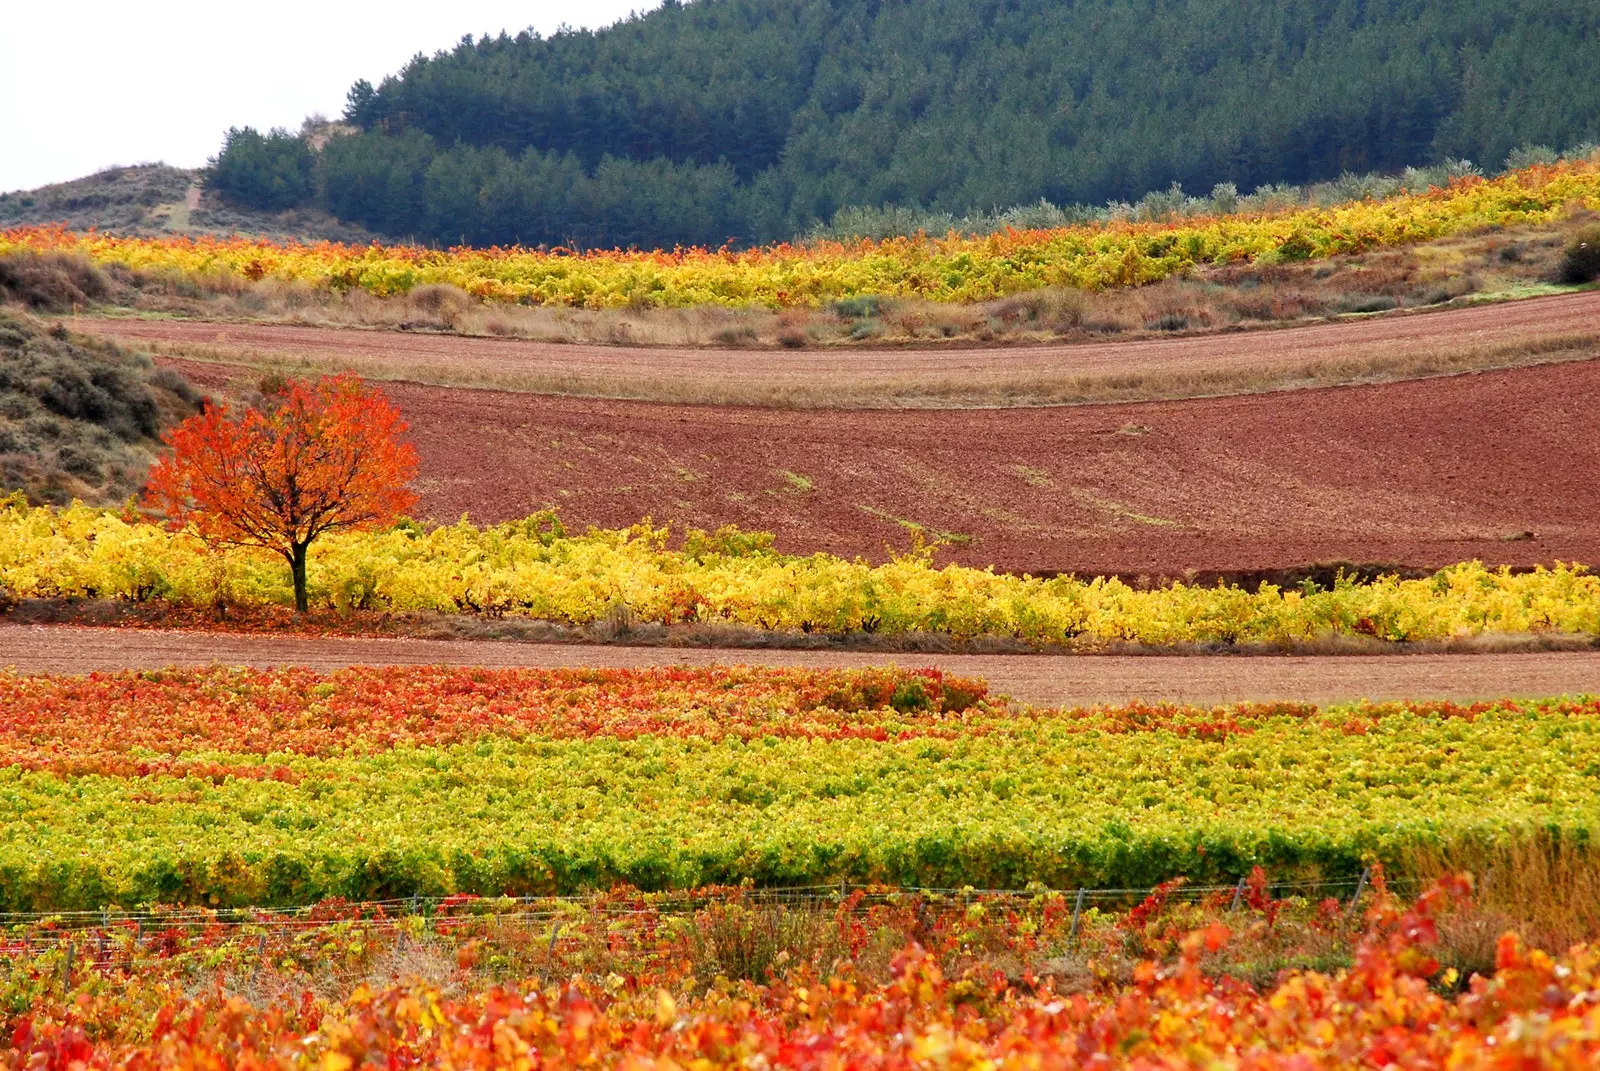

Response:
(0, 164), (381, 244)
(0, 310), (202, 505)
(211, 0), (1599, 248)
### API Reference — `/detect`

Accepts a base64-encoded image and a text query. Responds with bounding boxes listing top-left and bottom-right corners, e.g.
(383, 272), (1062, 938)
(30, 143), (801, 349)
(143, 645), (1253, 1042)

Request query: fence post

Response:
(1069, 888), (1088, 942)
(1346, 866), (1371, 921)
(62, 940), (74, 993)
(250, 933), (267, 987)
(1230, 876), (1247, 912)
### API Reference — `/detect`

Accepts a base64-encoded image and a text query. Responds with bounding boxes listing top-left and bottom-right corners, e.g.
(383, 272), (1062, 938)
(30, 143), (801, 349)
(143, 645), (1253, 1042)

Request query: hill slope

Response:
(0, 311), (202, 505)
(222, 0), (1600, 248)
(0, 164), (381, 244)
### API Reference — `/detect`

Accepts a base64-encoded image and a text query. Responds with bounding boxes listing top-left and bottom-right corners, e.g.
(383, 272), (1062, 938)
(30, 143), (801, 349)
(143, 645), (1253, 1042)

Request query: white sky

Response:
(0, 1), (660, 194)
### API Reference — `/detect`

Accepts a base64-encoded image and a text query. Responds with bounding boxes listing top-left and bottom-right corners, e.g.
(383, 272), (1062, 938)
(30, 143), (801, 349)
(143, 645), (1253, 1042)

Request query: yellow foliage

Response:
(2, 501), (1596, 645)
(3, 164), (1596, 308)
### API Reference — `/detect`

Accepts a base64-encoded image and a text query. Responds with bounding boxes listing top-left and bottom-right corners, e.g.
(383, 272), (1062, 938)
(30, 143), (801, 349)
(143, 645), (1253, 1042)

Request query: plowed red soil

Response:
(80, 290), (1600, 407)
(161, 353), (1600, 575)
(5, 624), (1598, 706)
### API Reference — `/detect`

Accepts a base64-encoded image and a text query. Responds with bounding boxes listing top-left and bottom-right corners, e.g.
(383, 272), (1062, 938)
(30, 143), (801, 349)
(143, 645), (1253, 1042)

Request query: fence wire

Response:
(0, 871), (1405, 946)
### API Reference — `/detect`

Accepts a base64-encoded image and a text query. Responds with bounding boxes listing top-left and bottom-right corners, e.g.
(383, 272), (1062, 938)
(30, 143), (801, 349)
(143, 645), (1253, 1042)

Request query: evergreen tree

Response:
(207, 127), (316, 212)
(258, 0), (1600, 248)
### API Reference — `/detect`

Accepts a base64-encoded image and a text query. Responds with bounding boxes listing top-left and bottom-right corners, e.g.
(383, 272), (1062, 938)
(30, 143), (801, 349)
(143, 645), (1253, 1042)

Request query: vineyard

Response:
(10, 875), (1600, 1068)
(4, 501), (1597, 646)
(7, 150), (1600, 1071)
(2, 663), (1597, 911)
(9, 662), (1600, 1064)
(5, 163), (1598, 308)
(10, 6), (1600, 1060)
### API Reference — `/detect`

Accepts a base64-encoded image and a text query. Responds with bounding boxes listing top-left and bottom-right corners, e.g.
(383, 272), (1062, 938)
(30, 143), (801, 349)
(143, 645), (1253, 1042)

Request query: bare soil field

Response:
(159, 352), (1600, 575)
(75, 289), (1600, 408)
(5, 624), (1598, 705)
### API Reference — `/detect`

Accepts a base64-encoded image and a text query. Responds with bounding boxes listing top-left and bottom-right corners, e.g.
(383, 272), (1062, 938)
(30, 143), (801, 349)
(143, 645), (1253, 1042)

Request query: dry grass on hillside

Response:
(0, 310), (202, 505)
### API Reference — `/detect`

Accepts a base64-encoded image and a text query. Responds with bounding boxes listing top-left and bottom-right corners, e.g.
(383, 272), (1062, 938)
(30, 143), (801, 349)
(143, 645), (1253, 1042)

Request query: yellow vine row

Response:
(2, 163), (1596, 308)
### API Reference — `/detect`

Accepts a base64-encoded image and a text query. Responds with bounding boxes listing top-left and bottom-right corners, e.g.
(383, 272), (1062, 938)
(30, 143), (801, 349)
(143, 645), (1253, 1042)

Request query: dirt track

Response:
(160, 354), (1600, 575)
(6, 625), (1599, 705)
(78, 290), (1600, 408)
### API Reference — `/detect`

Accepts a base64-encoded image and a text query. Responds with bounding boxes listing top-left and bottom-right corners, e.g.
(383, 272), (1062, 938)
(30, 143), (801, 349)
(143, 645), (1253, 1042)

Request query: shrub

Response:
(832, 295), (887, 319)
(1274, 230), (1318, 262)
(0, 312), (202, 504)
(1338, 293), (1401, 314)
(1136, 183), (1193, 222)
(1208, 182), (1240, 215)
(1558, 226), (1600, 284)
(711, 324), (759, 345)
(408, 283), (472, 315)
(0, 252), (112, 310)
(993, 198), (1086, 230)
(1506, 144), (1559, 171)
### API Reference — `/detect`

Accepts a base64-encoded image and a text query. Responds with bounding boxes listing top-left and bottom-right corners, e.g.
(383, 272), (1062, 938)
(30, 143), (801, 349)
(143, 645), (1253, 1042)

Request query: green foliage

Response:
(320, 132), (753, 249)
(6, 697), (1600, 908)
(239, 0), (1600, 248)
(207, 127), (316, 212)
(832, 295), (887, 319)
(320, 129), (434, 236)
(1506, 145), (1560, 171)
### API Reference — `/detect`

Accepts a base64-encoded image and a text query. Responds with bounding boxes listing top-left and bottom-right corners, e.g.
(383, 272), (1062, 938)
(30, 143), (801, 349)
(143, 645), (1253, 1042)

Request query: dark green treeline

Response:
(210, 0), (1600, 249)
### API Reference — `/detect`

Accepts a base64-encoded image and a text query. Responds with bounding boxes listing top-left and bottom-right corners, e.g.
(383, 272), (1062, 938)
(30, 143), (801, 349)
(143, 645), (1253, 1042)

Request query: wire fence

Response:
(0, 868), (1428, 996)
(0, 870), (1401, 940)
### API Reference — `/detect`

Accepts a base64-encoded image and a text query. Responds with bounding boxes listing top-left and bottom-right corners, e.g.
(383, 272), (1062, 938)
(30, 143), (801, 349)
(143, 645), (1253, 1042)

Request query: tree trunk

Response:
(290, 542), (309, 613)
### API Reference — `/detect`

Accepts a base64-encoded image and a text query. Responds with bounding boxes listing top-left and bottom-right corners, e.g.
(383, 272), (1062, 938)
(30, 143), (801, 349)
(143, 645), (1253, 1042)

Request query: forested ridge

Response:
(210, 0), (1600, 249)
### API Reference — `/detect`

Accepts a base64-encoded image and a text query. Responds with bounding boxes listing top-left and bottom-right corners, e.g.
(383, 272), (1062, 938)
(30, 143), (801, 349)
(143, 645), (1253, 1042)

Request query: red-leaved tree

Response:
(145, 374), (418, 612)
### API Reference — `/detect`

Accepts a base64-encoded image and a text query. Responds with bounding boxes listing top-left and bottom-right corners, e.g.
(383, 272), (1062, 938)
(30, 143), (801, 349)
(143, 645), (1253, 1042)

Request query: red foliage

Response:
(10, 880), (1600, 1069)
(144, 374), (418, 610)
(0, 665), (992, 775)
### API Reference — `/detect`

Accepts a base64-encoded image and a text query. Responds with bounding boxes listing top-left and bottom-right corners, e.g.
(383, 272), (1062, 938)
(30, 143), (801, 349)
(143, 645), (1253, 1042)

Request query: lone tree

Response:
(146, 374), (418, 612)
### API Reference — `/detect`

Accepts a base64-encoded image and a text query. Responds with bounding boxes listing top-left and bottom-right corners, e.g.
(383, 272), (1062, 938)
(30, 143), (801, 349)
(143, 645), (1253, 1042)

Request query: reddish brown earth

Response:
(162, 353), (1600, 576)
(5, 624), (1598, 706)
(79, 290), (1600, 406)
